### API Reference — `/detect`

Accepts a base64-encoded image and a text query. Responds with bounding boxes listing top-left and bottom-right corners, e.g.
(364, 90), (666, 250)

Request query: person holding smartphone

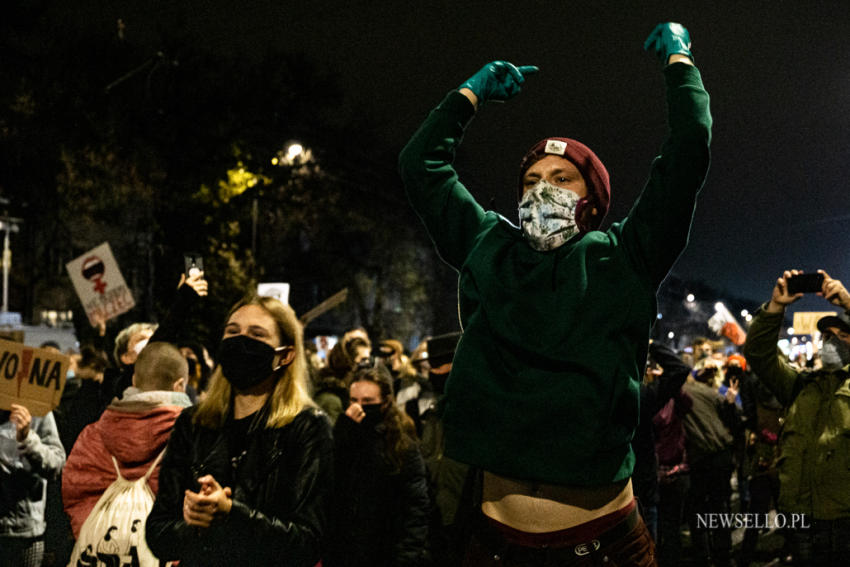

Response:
(743, 269), (850, 566)
(399, 22), (711, 566)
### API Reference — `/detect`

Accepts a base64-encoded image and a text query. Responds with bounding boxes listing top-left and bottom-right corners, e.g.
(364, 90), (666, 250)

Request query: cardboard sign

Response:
(66, 242), (136, 326)
(0, 339), (69, 416)
(792, 311), (837, 336)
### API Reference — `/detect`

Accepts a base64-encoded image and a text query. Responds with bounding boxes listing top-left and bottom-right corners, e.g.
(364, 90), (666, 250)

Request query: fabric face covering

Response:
(518, 180), (581, 251)
(820, 335), (850, 370)
(218, 335), (285, 390)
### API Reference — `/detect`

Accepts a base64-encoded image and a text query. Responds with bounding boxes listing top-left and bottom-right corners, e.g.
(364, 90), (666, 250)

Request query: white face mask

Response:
(820, 335), (850, 370)
(132, 338), (150, 356)
(518, 180), (580, 251)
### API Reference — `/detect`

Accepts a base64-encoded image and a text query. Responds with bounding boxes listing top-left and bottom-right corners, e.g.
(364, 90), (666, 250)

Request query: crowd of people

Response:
(2, 269), (848, 567)
(2, 21), (849, 567)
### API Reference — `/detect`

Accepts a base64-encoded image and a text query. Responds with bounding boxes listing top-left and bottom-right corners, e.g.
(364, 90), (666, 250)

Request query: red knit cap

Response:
(517, 138), (611, 232)
(726, 353), (747, 372)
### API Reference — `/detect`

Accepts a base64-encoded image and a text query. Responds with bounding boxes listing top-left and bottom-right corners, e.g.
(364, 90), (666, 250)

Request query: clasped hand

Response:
(183, 474), (232, 528)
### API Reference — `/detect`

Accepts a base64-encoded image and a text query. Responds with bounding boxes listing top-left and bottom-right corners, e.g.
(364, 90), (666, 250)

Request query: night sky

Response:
(41, 1), (850, 316)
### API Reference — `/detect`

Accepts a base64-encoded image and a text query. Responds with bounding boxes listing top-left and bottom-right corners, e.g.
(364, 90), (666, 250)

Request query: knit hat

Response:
(725, 353), (747, 372)
(517, 138), (610, 232)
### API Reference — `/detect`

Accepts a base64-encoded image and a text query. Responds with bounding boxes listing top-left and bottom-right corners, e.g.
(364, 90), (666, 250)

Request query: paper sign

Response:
(257, 282), (290, 304)
(792, 311), (837, 336)
(66, 242), (136, 326)
(0, 339), (69, 416)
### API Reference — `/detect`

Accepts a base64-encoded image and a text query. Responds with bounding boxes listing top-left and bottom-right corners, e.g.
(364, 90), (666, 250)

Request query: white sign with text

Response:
(66, 242), (136, 326)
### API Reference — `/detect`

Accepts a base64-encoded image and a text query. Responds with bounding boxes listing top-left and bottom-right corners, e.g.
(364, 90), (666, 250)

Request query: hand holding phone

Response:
(184, 253), (204, 278)
(786, 273), (824, 295)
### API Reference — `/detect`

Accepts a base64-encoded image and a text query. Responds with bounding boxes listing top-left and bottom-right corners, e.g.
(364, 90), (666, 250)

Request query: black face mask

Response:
(359, 402), (385, 426)
(217, 335), (285, 391)
(725, 366), (744, 383)
(429, 371), (449, 395)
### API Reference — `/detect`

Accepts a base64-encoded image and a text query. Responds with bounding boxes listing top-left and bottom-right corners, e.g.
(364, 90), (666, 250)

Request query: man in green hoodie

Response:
(399, 22), (711, 566)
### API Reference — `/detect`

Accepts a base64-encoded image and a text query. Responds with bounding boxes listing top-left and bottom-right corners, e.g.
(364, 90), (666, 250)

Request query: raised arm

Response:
(620, 23), (712, 287)
(743, 270), (807, 406)
(398, 61), (537, 270)
(14, 408), (65, 480)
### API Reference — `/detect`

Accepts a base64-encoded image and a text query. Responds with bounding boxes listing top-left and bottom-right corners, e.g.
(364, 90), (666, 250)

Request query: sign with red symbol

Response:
(66, 243), (136, 326)
(0, 338), (70, 415)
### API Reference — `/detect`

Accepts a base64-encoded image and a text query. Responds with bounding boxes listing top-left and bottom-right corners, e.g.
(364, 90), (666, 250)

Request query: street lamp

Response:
(0, 215), (22, 314)
(286, 143), (304, 161)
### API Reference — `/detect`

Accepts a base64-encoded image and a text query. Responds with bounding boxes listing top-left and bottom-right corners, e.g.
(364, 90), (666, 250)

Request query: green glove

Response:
(643, 23), (692, 63)
(459, 61), (539, 104)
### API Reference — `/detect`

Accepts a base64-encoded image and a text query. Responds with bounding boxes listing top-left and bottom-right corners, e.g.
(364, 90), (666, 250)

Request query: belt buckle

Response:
(574, 539), (601, 556)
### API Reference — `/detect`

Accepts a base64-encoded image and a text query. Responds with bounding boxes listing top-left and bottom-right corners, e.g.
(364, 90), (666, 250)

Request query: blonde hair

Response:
(113, 322), (157, 364)
(194, 295), (315, 429)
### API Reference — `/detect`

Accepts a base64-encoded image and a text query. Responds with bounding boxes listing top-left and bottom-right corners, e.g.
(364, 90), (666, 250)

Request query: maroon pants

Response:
(462, 508), (657, 567)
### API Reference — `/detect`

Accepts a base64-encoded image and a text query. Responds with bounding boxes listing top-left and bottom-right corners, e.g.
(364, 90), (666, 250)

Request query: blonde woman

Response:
(146, 295), (333, 566)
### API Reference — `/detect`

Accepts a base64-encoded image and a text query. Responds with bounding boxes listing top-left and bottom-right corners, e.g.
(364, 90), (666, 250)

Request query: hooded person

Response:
(61, 342), (193, 539)
(398, 22), (711, 566)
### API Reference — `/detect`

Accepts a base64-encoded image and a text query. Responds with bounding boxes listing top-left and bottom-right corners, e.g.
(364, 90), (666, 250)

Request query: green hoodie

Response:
(399, 63), (711, 485)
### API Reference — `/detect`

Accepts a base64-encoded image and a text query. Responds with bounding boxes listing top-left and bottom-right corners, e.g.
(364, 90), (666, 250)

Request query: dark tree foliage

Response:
(0, 2), (457, 353)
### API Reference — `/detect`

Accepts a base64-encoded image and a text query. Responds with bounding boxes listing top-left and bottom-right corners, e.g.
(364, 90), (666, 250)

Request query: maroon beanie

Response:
(517, 138), (611, 232)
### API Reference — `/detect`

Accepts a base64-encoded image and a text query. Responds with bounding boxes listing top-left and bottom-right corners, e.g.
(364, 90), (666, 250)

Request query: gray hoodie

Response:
(0, 411), (66, 538)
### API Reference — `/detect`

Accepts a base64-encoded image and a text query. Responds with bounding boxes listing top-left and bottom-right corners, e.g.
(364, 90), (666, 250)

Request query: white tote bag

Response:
(67, 451), (167, 567)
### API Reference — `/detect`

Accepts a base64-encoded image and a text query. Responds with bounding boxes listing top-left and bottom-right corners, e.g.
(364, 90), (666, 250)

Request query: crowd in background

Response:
(1, 268), (848, 567)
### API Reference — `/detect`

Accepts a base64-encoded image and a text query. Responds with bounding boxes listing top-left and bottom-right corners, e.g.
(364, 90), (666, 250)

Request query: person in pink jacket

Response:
(62, 342), (192, 538)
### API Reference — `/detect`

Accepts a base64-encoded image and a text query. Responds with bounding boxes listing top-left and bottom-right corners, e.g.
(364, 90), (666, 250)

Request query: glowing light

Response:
(714, 302), (725, 312)
(787, 327), (795, 335)
(686, 294), (695, 302)
(741, 309), (749, 317)
(667, 331), (675, 339)
(656, 313), (663, 320)
(271, 157), (279, 165)
(286, 143), (304, 160)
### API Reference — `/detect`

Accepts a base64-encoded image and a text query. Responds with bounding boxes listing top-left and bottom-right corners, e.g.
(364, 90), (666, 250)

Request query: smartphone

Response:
(786, 273), (823, 294)
(183, 253), (204, 278)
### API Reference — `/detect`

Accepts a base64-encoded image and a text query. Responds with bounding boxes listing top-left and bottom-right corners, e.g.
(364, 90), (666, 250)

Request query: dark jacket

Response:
(681, 380), (737, 465)
(632, 342), (690, 505)
(145, 406), (333, 566)
(328, 414), (430, 567)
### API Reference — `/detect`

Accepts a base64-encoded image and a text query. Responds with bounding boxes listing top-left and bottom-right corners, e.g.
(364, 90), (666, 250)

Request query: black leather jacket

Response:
(146, 406), (333, 566)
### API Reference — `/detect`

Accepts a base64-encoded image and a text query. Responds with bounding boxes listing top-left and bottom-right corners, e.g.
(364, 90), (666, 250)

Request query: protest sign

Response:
(792, 311), (837, 336)
(66, 242), (136, 326)
(708, 302), (747, 346)
(0, 339), (69, 416)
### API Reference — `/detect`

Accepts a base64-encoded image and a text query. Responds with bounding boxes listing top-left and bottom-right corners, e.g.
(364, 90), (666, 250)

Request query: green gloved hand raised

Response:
(643, 23), (692, 63)
(459, 61), (539, 104)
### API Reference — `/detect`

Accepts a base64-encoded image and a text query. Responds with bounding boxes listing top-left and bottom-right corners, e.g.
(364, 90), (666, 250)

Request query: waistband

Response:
(477, 499), (641, 556)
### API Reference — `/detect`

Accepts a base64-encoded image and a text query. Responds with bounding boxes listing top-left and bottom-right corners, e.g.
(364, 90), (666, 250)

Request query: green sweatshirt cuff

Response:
(438, 90), (477, 126)
(663, 61), (702, 83)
